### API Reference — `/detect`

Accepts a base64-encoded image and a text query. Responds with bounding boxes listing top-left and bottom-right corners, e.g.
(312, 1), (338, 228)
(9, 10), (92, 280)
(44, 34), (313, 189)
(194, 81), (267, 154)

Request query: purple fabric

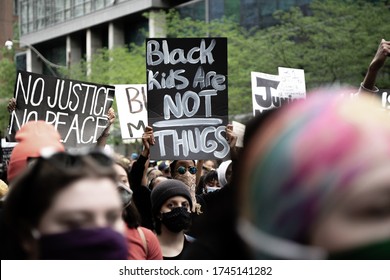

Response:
(39, 227), (128, 260)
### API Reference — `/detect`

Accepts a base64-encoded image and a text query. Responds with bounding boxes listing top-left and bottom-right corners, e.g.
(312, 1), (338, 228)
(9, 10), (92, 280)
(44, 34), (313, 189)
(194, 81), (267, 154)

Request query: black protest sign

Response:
(146, 38), (229, 160)
(8, 71), (115, 148)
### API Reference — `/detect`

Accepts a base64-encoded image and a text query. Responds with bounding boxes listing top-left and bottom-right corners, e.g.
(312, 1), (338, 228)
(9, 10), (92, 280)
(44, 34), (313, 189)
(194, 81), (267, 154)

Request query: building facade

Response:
(16, 0), (316, 75)
(0, 0), (18, 59)
(17, 0), (175, 75)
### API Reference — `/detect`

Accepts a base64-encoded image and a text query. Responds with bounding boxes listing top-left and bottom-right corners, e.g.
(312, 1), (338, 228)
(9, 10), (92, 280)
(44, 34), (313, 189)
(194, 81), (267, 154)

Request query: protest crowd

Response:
(0, 38), (389, 260)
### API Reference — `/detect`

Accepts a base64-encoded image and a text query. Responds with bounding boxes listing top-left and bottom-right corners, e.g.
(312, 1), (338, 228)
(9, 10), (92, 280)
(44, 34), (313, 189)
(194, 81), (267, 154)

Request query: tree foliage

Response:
(1, 0), (388, 134)
(0, 48), (17, 135)
(63, 43), (146, 85)
(266, 0), (390, 89)
(164, 0), (390, 115)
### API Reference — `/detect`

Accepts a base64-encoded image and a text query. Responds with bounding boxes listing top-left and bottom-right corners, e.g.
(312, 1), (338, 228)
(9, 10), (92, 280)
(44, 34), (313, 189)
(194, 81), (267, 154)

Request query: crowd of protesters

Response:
(0, 39), (389, 260)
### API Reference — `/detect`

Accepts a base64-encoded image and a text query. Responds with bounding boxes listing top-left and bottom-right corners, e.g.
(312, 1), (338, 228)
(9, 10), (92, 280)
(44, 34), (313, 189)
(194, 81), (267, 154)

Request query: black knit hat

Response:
(150, 179), (193, 215)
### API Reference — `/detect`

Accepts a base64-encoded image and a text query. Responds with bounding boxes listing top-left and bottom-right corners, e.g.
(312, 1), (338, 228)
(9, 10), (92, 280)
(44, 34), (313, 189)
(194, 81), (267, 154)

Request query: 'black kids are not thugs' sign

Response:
(8, 71), (114, 148)
(146, 38), (229, 160)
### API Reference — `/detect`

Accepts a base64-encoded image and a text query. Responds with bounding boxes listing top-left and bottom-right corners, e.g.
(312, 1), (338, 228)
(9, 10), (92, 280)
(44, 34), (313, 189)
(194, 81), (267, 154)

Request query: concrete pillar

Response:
(108, 22), (124, 50)
(66, 35), (82, 69)
(86, 28), (102, 75)
(26, 48), (42, 74)
(148, 10), (166, 38)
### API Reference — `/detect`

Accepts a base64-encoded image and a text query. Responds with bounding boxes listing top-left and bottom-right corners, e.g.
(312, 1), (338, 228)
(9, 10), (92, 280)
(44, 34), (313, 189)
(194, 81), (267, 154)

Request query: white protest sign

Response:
(251, 72), (280, 115)
(115, 84), (147, 139)
(1, 138), (17, 173)
(251, 68), (306, 116)
(278, 67), (306, 99)
(232, 121), (245, 148)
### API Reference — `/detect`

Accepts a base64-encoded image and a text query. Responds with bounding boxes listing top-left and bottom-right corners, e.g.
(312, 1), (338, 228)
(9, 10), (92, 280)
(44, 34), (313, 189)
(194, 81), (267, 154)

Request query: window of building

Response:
(36, 0), (46, 30)
(13, 0), (19, 15)
(84, 0), (92, 14)
(15, 52), (27, 72)
(177, 0), (206, 21)
(40, 39), (66, 76)
(176, 0), (316, 30)
(19, 0), (35, 34)
(64, 0), (72, 20)
(54, 0), (64, 23)
(74, 0), (85, 17)
(20, 1), (28, 34)
(95, 0), (105, 10)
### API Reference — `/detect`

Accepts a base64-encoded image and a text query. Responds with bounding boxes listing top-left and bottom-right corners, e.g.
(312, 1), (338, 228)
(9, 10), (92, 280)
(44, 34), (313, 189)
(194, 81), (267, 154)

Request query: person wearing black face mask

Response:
(150, 179), (194, 260)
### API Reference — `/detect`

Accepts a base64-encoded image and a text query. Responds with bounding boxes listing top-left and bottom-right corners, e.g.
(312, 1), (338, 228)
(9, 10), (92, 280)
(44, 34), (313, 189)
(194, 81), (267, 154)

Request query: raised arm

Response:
(129, 126), (155, 188)
(226, 123), (238, 160)
(360, 39), (389, 93)
(96, 107), (115, 148)
(7, 98), (16, 113)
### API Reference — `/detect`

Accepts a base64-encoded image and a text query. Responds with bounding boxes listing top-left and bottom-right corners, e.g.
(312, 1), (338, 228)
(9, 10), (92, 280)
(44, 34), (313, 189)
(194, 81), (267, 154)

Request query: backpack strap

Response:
(137, 227), (148, 256)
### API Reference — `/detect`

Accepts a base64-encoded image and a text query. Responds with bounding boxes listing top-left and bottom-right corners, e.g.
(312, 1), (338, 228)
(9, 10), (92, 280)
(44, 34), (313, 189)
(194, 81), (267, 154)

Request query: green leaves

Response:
(62, 0), (390, 119)
(0, 47), (17, 134)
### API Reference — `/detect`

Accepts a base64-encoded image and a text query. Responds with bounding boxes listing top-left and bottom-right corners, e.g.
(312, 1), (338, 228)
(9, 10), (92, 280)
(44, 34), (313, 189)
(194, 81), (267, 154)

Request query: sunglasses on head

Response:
(177, 166), (197, 175)
(28, 147), (113, 170)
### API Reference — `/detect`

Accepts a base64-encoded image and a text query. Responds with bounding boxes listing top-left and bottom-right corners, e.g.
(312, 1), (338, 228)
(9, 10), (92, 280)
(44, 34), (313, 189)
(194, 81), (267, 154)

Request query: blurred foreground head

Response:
(4, 148), (127, 259)
(237, 88), (390, 259)
(7, 121), (65, 184)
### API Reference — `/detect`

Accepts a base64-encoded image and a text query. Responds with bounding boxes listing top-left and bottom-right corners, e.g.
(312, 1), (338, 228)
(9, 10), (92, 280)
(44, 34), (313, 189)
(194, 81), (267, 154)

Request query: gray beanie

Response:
(150, 179), (193, 215)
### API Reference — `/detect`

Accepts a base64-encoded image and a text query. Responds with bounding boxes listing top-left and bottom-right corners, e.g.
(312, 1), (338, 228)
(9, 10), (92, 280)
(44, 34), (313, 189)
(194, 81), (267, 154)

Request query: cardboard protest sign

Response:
(251, 68), (306, 116)
(146, 37), (228, 160)
(8, 71), (114, 148)
(277, 67), (306, 99)
(115, 84), (148, 139)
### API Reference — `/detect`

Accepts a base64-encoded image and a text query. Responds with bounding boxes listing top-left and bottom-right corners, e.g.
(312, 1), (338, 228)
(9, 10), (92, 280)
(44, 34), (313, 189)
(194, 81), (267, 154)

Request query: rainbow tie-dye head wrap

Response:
(239, 88), (390, 250)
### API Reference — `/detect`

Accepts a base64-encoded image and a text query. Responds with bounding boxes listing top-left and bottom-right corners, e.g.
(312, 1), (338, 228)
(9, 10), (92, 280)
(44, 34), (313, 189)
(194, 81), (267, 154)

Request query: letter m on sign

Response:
(127, 120), (146, 138)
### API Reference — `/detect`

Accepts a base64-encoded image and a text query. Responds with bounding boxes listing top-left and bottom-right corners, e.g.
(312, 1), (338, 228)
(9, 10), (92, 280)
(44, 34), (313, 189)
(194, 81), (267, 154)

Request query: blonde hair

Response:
(0, 179), (8, 199)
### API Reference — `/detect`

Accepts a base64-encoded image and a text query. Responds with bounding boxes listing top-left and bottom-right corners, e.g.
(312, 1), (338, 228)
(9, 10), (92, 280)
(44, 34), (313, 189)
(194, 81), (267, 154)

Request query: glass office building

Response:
(19, 0), (136, 36)
(177, 0), (313, 29)
(17, 0), (316, 75)
(19, 0), (314, 35)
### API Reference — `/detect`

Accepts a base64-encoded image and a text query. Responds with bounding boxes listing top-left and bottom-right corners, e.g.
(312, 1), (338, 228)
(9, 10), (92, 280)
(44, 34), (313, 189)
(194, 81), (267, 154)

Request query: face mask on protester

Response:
(206, 185), (220, 193)
(161, 206), (192, 233)
(174, 172), (196, 190)
(38, 227), (128, 260)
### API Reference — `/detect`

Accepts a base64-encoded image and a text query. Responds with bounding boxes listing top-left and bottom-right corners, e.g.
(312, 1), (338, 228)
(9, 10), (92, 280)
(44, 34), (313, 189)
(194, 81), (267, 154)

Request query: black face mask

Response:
(161, 206), (192, 233)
